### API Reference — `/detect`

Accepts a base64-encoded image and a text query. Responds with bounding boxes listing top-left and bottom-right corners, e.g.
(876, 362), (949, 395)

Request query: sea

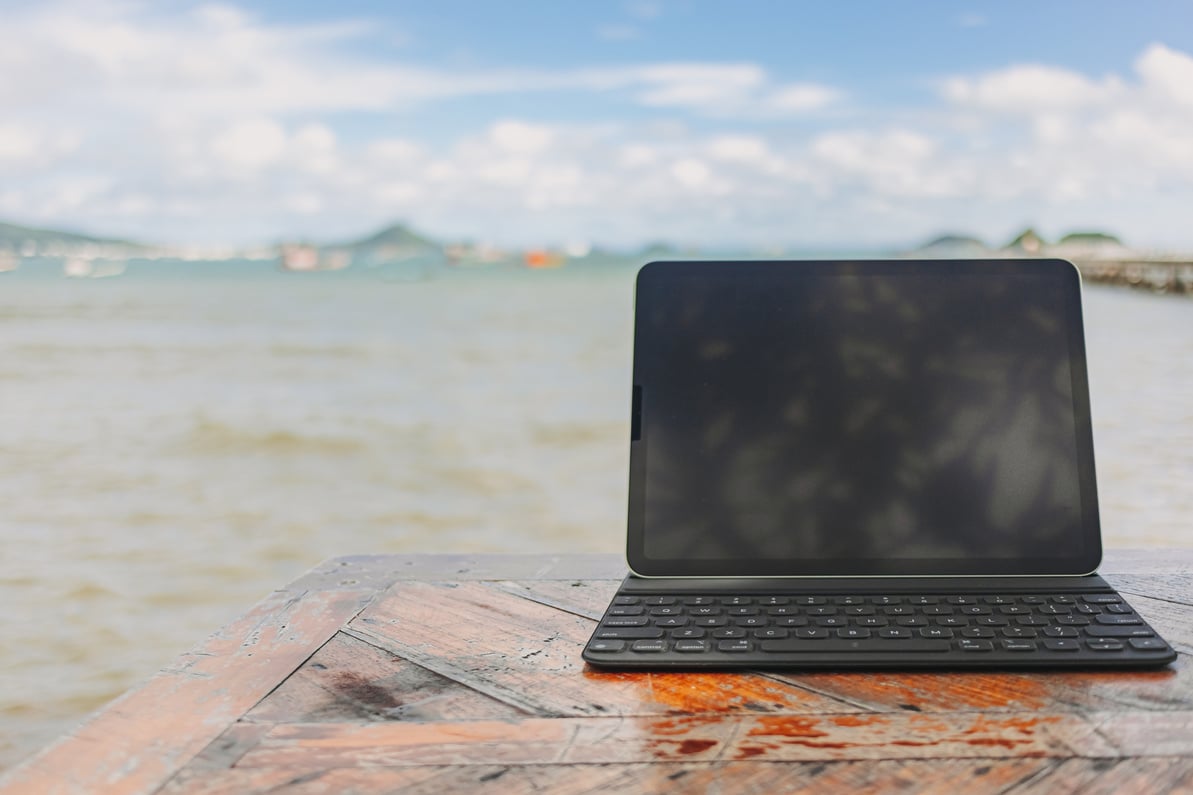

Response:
(1, 256), (1191, 770)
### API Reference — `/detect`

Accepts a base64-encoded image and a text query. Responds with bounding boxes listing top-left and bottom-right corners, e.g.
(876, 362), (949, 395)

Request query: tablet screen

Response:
(627, 259), (1101, 577)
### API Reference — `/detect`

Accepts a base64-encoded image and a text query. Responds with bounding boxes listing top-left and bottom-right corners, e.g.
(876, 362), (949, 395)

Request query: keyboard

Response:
(583, 585), (1176, 668)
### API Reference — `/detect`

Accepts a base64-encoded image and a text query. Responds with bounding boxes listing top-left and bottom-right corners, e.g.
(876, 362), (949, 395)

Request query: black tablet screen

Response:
(627, 259), (1100, 577)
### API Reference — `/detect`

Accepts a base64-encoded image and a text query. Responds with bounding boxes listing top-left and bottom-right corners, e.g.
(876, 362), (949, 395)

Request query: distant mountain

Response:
(911, 234), (990, 257)
(0, 220), (145, 250)
(338, 222), (439, 252)
(1058, 231), (1122, 246)
(1006, 227), (1046, 253)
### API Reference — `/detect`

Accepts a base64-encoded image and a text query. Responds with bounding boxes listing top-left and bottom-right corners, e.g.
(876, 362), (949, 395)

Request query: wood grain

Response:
(346, 580), (858, 717)
(4, 551), (1192, 795)
(0, 583), (376, 795)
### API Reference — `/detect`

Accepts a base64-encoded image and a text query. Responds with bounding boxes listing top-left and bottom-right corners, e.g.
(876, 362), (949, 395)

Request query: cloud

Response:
(3, 1), (1193, 249)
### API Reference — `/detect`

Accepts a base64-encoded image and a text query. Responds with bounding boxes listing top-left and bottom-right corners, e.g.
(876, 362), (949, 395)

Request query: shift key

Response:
(597, 627), (665, 639)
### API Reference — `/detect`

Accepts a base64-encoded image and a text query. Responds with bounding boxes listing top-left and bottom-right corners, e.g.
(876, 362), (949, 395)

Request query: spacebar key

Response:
(760, 639), (951, 653)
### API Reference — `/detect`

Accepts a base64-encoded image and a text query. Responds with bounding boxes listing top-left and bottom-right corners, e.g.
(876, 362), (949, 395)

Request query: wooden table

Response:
(4, 550), (1192, 794)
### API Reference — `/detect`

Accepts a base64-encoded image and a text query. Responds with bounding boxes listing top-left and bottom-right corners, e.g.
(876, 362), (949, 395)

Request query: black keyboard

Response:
(583, 587), (1175, 668)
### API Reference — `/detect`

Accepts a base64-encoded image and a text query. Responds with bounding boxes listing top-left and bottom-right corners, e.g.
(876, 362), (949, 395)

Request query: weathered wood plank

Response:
(244, 631), (526, 724)
(773, 653), (1191, 716)
(493, 578), (621, 620)
(346, 581), (858, 717)
(0, 584), (377, 795)
(156, 758), (1053, 795)
(1009, 756), (1193, 794)
(289, 554), (626, 592)
(223, 710), (1193, 769)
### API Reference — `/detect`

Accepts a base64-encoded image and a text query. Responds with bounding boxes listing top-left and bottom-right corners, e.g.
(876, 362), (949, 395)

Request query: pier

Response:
(1076, 257), (1193, 294)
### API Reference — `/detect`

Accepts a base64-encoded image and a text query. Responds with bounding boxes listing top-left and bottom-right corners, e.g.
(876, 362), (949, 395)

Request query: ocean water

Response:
(1, 260), (1191, 770)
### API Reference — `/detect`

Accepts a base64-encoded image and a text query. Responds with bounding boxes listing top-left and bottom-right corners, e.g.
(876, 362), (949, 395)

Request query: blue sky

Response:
(3, 1), (1193, 249)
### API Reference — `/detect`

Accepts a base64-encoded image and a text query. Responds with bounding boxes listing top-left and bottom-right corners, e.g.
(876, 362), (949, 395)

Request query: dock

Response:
(2, 549), (1192, 794)
(1076, 257), (1193, 294)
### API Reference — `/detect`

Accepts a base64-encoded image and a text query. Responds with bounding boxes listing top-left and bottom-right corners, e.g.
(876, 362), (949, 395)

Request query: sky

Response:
(3, 0), (1193, 250)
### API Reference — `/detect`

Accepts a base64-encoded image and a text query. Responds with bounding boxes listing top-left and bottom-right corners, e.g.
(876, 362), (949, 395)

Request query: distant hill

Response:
(339, 222), (439, 252)
(0, 220), (145, 250)
(1058, 231), (1122, 246)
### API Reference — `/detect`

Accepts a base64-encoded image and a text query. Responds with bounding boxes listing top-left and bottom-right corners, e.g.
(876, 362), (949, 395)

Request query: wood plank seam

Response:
(340, 625), (554, 718)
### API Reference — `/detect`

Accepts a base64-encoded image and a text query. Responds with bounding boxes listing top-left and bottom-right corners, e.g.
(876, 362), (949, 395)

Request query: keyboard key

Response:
(671, 628), (706, 639)
(871, 595), (902, 605)
(722, 596), (753, 606)
(631, 639), (667, 652)
(795, 627), (830, 639)
(759, 596), (790, 606)
(1055, 616), (1090, 626)
(1002, 627), (1038, 638)
(598, 627), (665, 639)
(816, 616), (847, 627)
(1095, 614), (1142, 625)
(689, 606), (722, 616)
(683, 596), (716, 606)
(1085, 625), (1155, 638)
(837, 627), (871, 639)
(1049, 595), (1076, 604)
(961, 627), (996, 638)
(774, 616), (808, 627)
(957, 639), (993, 652)
(909, 596), (939, 605)
(734, 616), (767, 627)
(654, 617), (689, 628)
(1082, 594), (1122, 604)
(1044, 639), (1080, 652)
(605, 616), (649, 627)
(645, 597), (677, 606)
(983, 595), (1014, 605)
(754, 628), (790, 639)
(835, 596), (866, 606)
(947, 596), (977, 605)
(1105, 604), (1134, 614)
(1020, 596), (1046, 605)
(920, 627), (954, 639)
(649, 606), (683, 616)
(792, 596), (826, 605)
(586, 640), (626, 653)
(975, 616), (1009, 627)
(767, 606), (798, 615)
(718, 639), (752, 653)
(1043, 626), (1079, 638)
(855, 616), (888, 627)
(1086, 639), (1125, 652)
(761, 639), (950, 653)
(712, 627), (747, 639)
(694, 616), (729, 627)
(728, 606), (760, 616)
(844, 606), (876, 616)
(609, 606), (645, 616)
(1002, 640), (1037, 652)
(879, 627), (913, 639)
(674, 640), (710, 653)
(1129, 638), (1170, 652)
(613, 596), (641, 605)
